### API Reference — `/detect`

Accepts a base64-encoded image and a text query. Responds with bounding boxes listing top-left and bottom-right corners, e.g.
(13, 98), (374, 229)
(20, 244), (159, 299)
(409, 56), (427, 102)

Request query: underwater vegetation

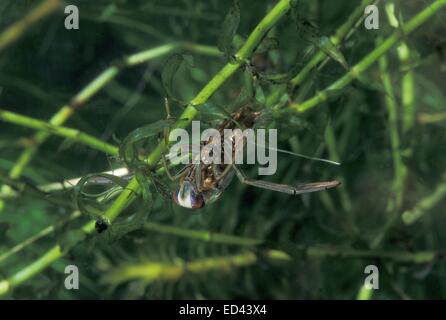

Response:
(0, 0), (446, 299)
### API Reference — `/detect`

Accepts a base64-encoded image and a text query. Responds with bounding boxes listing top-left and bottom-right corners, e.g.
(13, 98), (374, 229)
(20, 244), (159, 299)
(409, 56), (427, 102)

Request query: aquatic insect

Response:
(95, 216), (110, 234)
(77, 102), (340, 211)
(166, 105), (340, 209)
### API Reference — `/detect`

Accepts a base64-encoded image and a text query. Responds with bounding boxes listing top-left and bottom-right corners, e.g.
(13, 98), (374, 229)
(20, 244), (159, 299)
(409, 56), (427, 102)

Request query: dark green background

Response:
(0, 0), (446, 299)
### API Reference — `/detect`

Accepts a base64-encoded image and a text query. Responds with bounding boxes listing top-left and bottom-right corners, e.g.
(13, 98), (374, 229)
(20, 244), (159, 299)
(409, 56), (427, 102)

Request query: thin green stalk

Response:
(402, 178), (446, 225)
(179, 42), (222, 57)
(105, 0), (293, 218)
(0, 154), (181, 296)
(0, 162), (178, 296)
(144, 222), (262, 246)
(104, 244), (439, 284)
(0, 109), (118, 156)
(399, 42), (416, 133)
(0, 211), (81, 265)
(0, 191), (135, 296)
(370, 37), (408, 249)
(0, 0), (293, 296)
(291, 0), (446, 113)
(3, 42), (217, 179)
(381, 40), (407, 212)
(324, 122), (357, 235)
(6, 44), (169, 180)
(305, 246), (436, 264)
(145, 223), (440, 264)
(385, 2), (416, 133)
(0, 245), (62, 294)
(272, 1), (381, 238)
(369, 34), (409, 249)
(266, 0), (377, 108)
(104, 250), (291, 284)
(357, 284), (374, 300)
(121, 42), (215, 65)
(0, 211), (440, 296)
(99, 0), (294, 222)
(290, 0), (380, 87)
(0, 42), (219, 211)
(418, 112), (446, 124)
(324, 123), (353, 212)
(0, 174), (76, 209)
(0, 0), (60, 53)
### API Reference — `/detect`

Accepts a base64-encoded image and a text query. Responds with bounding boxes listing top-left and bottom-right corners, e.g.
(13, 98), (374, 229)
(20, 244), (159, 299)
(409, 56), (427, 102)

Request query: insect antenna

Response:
(249, 140), (340, 166)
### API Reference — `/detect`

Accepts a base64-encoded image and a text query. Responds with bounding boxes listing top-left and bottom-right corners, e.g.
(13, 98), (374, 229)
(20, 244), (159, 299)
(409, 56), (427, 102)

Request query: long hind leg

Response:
(232, 165), (340, 195)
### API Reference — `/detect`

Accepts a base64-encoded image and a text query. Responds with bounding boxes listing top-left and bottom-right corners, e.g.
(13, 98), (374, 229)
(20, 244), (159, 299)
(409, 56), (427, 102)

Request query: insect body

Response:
(75, 103), (339, 211)
(170, 105), (340, 209)
(95, 217), (110, 233)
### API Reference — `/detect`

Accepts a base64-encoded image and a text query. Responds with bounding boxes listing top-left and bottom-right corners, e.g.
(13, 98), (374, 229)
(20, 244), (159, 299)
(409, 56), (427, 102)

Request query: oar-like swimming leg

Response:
(232, 165), (340, 195)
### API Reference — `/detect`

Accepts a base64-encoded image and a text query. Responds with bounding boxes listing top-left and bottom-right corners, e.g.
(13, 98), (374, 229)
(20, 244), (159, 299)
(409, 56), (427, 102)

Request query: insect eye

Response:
(173, 182), (205, 209)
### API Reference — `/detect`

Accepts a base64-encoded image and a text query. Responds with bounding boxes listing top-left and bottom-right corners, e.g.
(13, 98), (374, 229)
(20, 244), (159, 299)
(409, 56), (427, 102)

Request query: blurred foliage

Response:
(1, 0), (446, 299)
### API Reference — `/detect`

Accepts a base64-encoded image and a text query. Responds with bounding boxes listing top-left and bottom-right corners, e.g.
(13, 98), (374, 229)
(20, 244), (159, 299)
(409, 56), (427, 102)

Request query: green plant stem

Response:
(0, 0), (293, 296)
(5, 43), (178, 180)
(266, 0), (377, 108)
(380, 40), (407, 211)
(104, 0), (294, 227)
(290, 0), (446, 113)
(0, 212), (440, 296)
(418, 112), (446, 124)
(104, 244), (438, 284)
(356, 284), (374, 300)
(2, 42), (217, 177)
(104, 250), (291, 284)
(0, 211), (81, 265)
(0, 174), (76, 209)
(96, 0), (294, 225)
(105, 0), (293, 217)
(178, 42), (222, 57)
(402, 178), (446, 225)
(0, 189), (137, 296)
(144, 222), (262, 246)
(271, 1), (381, 240)
(385, 2), (416, 133)
(122, 42), (221, 66)
(399, 44), (416, 133)
(290, 0), (379, 87)
(0, 109), (119, 156)
(370, 37), (408, 249)
(304, 246), (436, 263)
(146, 222), (440, 264)
(0, 0), (60, 53)
(0, 162), (178, 296)
(0, 246), (61, 294)
(324, 123), (352, 213)
(324, 122), (357, 235)
(0, 161), (177, 296)
(0, 41), (220, 211)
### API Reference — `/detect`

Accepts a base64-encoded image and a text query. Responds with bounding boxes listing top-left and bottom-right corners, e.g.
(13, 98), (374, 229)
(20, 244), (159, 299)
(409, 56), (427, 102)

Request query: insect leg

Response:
(232, 164), (340, 195)
(160, 146), (188, 181)
(212, 164), (232, 181)
(194, 164), (204, 192)
(157, 103), (195, 183)
(159, 97), (188, 181)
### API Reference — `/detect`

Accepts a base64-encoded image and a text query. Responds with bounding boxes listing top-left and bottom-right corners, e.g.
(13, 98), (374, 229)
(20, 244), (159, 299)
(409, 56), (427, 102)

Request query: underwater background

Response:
(0, 0), (446, 299)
